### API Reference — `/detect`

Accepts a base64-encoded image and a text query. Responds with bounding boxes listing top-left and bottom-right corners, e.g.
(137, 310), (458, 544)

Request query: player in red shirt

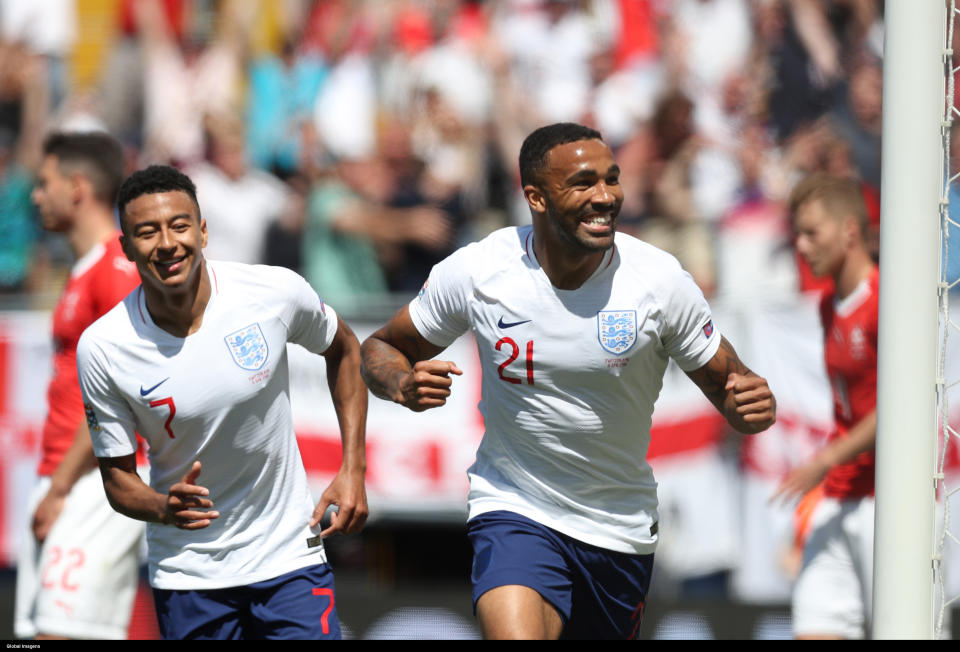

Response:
(775, 173), (878, 639)
(14, 132), (143, 640)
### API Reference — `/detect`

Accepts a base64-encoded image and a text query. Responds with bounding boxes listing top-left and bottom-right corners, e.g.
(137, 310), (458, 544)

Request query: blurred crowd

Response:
(0, 0), (894, 315)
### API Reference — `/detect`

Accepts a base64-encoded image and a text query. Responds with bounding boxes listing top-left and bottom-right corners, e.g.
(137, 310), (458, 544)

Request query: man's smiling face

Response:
(121, 190), (207, 291)
(537, 138), (623, 254)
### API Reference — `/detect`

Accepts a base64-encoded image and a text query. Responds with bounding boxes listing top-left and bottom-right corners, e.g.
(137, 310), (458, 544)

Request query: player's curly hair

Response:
(519, 122), (603, 188)
(117, 165), (200, 233)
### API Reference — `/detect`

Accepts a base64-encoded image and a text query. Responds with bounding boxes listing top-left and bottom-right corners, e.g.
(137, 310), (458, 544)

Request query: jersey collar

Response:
(524, 228), (616, 285)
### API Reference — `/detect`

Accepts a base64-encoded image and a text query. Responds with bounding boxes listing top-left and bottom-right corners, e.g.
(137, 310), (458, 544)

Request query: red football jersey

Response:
(820, 266), (879, 499)
(39, 235), (140, 476)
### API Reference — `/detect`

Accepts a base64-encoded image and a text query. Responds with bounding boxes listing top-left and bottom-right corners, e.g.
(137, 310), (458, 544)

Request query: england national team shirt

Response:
(40, 235), (140, 476)
(821, 266), (879, 499)
(409, 226), (721, 555)
(76, 261), (339, 590)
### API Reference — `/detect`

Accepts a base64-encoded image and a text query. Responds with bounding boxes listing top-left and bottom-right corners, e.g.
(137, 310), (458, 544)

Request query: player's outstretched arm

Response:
(314, 318), (369, 537)
(98, 456), (218, 529)
(360, 305), (462, 412)
(685, 336), (776, 435)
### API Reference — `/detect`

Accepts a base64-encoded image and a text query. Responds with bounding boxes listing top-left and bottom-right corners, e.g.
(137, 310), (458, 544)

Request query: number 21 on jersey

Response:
(496, 337), (534, 385)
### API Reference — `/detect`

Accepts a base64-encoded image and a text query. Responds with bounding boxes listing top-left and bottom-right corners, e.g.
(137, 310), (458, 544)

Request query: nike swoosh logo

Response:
(140, 378), (170, 396)
(498, 317), (532, 329)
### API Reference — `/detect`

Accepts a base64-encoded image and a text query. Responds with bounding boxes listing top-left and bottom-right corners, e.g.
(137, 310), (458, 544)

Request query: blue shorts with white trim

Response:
(153, 563), (340, 640)
(467, 510), (654, 640)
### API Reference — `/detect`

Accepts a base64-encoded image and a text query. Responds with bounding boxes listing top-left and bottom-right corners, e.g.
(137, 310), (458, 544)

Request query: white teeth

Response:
(585, 216), (611, 226)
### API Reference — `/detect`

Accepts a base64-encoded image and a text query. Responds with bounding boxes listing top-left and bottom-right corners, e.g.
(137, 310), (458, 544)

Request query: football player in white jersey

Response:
(360, 123), (777, 639)
(76, 165), (368, 639)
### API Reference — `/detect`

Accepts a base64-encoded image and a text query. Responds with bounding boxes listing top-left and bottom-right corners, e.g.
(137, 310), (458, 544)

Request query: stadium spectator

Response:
(76, 164), (368, 640)
(0, 43), (47, 295)
(135, 0), (244, 166)
(302, 123), (454, 317)
(359, 122), (776, 639)
(0, 0), (75, 112)
(376, 120), (462, 294)
(309, 0), (379, 163)
(627, 89), (717, 296)
(188, 114), (290, 265)
(775, 173), (878, 639)
(829, 55), (882, 190)
(263, 171), (310, 275)
(15, 131), (142, 640)
(245, 36), (328, 177)
(661, 0), (753, 143)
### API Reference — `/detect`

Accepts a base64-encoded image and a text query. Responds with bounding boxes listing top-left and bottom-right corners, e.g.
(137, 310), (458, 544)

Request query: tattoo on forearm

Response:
(360, 337), (412, 401)
(690, 337), (752, 410)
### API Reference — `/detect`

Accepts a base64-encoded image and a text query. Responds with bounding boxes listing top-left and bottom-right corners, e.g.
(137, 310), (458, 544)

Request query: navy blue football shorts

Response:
(152, 563), (340, 640)
(467, 510), (654, 640)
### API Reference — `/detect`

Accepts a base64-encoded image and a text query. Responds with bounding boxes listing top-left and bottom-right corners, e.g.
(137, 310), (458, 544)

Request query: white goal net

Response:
(938, 0), (960, 639)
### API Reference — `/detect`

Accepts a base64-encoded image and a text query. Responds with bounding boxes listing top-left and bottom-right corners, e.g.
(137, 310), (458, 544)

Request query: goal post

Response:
(873, 0), (945, 639)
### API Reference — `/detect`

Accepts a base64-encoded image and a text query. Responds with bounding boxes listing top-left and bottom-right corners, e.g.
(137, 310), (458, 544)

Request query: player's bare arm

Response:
(686, 336), (776, 434)
(360, 305), (462, 412)
(32, 420), (97, 542)
(98, 455), (218, 529)
(313, 318), (369, 537)
(773, 408), (877, 503)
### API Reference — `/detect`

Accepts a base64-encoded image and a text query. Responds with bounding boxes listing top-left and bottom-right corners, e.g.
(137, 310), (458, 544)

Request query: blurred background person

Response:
(187, 113), (290, 266)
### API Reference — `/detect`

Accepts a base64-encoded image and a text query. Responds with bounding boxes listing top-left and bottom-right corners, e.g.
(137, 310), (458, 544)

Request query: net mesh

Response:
(937, 0), (960, 637)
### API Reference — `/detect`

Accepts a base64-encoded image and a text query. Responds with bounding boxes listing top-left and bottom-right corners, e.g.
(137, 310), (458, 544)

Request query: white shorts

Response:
(792, 495), (874, 639)
(15, 468), (145, 639)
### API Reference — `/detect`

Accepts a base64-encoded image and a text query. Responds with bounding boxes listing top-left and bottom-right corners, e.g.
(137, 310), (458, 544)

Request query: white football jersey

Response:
(77, 261), (339, 590)
(409, 226), (721, 554)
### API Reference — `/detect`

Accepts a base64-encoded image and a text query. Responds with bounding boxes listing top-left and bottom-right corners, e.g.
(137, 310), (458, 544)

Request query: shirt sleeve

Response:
(407, 247), (473, 348)
(282, 268), (340, 354)
(659, 266), (722, 372)
(76, 332), (139, 458)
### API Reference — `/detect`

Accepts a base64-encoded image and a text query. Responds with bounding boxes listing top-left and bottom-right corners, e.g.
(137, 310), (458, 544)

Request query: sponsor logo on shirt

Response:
(140, 377), (169, 396)
(703, 320), (714, 338)
(497, 316), (531, 329)
(597, 310), (637, 356)
(224, 323), (269, 371)
(84, 402), (102, 432)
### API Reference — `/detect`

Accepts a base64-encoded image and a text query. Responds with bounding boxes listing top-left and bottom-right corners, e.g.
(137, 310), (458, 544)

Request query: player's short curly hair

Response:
(43, 131), (124, 206)
(518, 122), (603, 188)
(117, 165), (200, 234)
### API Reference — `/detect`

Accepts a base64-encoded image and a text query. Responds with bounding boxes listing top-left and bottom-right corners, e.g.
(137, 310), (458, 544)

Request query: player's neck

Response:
(533, 234), (605, 290)
(834, 248), (875, 300)
(143, 262), (212, 338)
(66, 206), (119, 260)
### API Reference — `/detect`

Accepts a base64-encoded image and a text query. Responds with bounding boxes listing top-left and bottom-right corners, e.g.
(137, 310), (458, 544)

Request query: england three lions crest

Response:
(597, 310), (637, 356)
(225, 323), (269, 370)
